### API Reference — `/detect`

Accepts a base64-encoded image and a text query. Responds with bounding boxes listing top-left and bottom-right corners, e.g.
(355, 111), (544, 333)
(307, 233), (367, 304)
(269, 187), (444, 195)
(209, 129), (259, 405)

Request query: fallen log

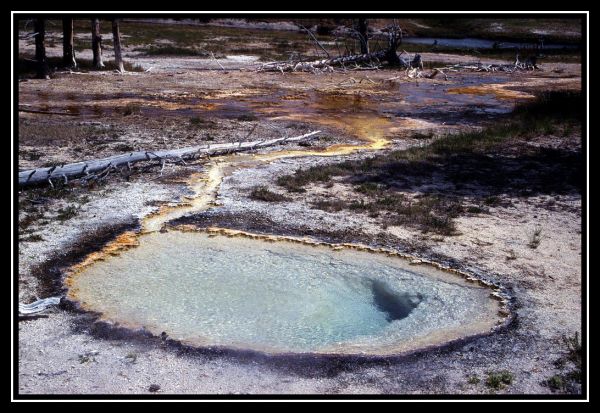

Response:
(19, 130), (321, 187)
(258, 50), (423, 73)
(19, 296), (62, 315)
(258, 51), (388, 73)
(438, 61), (540, 73)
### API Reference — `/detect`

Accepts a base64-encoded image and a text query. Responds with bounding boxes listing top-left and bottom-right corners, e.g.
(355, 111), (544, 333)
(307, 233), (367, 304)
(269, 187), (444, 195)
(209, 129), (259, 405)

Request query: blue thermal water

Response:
(70, 232), (499, 355)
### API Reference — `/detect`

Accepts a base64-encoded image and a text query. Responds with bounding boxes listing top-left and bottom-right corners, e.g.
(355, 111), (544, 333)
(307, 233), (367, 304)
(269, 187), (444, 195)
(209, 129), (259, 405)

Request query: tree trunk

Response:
(62, 18), (76, 68)
(111, 19), (124, 72)
(91, 18), (104, 69)
(34, 18), (49, 79)
(385, 28), (402, 66)
(19, 131), (321, 187)
(357, 18), (369, 55)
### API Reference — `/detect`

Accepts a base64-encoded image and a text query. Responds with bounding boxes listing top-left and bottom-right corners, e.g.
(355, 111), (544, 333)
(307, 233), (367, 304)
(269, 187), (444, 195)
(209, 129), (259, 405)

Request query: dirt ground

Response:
(16, 20), (584, 397)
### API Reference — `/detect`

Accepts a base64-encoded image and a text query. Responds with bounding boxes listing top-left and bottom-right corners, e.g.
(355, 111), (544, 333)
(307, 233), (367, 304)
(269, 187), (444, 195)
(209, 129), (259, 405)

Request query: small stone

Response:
(148, 384), (160, 393)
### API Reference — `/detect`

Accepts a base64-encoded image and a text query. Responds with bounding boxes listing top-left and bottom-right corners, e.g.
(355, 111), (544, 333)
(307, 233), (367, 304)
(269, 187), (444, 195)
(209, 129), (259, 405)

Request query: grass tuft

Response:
(485, 370), (514, 390)
(528, 225), (543, 249)
(249, 186), (289, 202)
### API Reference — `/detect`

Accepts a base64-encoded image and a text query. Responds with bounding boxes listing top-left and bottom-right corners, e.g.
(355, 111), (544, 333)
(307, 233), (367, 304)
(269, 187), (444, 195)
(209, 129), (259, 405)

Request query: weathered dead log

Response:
(19, 296), (61, 315)
(259, 51), (388, 72)
(19, 131), (321, 187)
(259, 23), (412, 73)
(439, 62), (539, 73)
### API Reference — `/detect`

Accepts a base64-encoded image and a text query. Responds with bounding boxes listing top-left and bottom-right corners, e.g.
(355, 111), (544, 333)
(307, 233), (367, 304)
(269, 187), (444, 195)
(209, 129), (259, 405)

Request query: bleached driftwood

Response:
(258, 51), (388, 73)
(19, 296), (61, 315)
(258, 50), (424, 74)
(438, 60), (539, 73)
(19, 131), (321, 187)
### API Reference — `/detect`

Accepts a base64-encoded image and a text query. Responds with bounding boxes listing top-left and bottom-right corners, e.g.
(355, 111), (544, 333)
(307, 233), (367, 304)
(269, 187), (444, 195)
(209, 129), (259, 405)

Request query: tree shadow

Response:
(347, 146), (582, 202)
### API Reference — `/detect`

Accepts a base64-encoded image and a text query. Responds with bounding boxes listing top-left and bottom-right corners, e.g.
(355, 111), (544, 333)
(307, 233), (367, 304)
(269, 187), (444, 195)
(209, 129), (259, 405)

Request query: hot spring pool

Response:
(68, 231), (503, 355)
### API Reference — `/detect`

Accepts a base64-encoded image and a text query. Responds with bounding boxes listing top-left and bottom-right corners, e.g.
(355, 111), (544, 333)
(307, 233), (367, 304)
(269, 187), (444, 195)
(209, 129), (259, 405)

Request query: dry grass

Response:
(277, 91), (582, 236)
(249, 186), (289, 202)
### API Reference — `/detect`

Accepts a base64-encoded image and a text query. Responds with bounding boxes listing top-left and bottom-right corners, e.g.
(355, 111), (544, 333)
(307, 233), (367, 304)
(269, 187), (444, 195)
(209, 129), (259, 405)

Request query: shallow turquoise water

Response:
(71, 232), (499, 355)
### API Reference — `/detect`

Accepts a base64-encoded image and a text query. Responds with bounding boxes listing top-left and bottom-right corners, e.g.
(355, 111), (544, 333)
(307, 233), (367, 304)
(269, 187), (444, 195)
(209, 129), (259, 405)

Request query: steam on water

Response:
(71, 232), (499, 355)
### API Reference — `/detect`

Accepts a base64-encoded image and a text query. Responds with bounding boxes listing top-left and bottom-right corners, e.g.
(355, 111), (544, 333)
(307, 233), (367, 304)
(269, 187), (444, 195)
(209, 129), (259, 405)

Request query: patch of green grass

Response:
(544, 375), (565, 392)
(485, 370), (514, 390)
(249, 186), (289, 202)
(312, 191), (462, 235)
(467, 375), (480, 385)
(276, 164), (350, 193)
(544, 332), (582, 394)
(562, 332), (582, 375)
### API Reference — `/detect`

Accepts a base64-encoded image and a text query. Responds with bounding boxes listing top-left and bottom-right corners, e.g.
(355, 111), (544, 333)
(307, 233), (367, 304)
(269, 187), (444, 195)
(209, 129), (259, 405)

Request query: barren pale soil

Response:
(17, 19), (583, 396)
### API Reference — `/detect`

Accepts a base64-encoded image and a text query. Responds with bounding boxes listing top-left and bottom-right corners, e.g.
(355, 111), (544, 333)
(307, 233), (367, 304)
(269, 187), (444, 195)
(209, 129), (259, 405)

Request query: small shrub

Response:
(468, 375), (480, 384)
(249, 186), (289, 202)
(528, 225), (543, 249)
(485, 370), (513, 390)
(484, 196), (501, 206)
(562, 332), (582, 375)
(466, 205), (484, 214)
(544, 375), (564, 391)
(355, 182), (383, 195)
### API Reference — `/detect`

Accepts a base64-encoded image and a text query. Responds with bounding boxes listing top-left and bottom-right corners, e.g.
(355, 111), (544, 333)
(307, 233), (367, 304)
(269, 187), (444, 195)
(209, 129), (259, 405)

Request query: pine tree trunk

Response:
(91, 18), (104, 69)
(34, 18), (49, 79)
(62, 18), (76, 68)
(111, 19), (124, 72)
